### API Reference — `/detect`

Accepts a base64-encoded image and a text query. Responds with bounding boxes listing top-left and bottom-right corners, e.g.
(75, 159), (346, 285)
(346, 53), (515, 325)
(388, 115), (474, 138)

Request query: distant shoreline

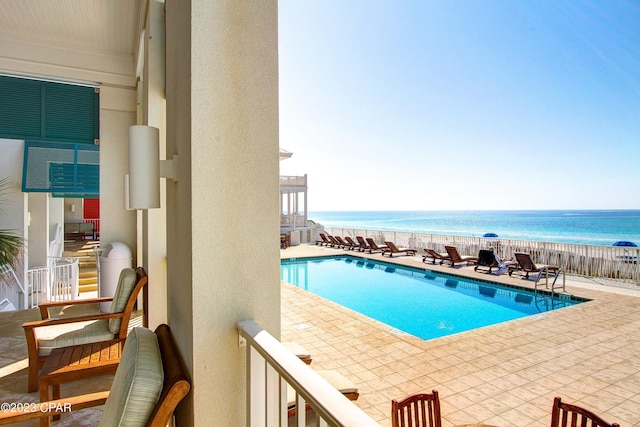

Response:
(309, 210), (640, 247)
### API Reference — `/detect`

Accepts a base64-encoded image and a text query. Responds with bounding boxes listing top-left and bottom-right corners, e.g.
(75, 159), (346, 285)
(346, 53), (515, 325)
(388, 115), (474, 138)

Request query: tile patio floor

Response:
(1, 244), (638, 426)
(280, 244), (640, 427)
(0, 306), (114, 426)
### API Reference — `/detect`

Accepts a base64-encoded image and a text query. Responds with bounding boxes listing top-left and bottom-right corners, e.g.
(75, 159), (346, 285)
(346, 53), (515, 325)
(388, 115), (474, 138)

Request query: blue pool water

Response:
(281, 256), (583, 341)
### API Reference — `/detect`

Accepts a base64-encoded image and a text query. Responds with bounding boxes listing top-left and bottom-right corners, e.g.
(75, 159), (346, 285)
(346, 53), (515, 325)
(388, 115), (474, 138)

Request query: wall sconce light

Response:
(127, 125), (177, 210)
(70, 204), (76, 213)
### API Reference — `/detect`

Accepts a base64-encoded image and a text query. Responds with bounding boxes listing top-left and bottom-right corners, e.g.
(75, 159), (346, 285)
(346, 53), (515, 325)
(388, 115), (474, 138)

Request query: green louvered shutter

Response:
(44, 81), (99, 144)
(0, 75), (99, 144)
(0, 76), (42, 139)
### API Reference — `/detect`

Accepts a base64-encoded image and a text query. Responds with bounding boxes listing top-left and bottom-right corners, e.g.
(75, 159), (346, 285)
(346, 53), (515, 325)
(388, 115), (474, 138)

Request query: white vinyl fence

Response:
(323, 227), (640, 285)
(26, 257), (79, 308)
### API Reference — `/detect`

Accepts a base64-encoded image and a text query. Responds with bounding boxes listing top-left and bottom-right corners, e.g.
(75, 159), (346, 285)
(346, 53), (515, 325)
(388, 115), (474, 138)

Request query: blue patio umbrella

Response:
(482, 233), (498, 238)
(613, 241), (638, 247)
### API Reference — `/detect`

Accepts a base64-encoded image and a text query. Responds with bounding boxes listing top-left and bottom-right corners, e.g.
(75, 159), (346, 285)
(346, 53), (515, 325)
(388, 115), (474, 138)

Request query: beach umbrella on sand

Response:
(613, 241), (638, 247)
(483, 233), (499, 238)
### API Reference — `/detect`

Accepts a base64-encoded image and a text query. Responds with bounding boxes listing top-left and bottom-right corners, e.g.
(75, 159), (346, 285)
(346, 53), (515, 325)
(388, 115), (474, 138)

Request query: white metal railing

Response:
(237, 320), (380, 427)
(27, 258), (79, 308)
(280, 214), (308, 228)
(83, 218), (100, 238)
(533, 267), (566, 294)
(279, 175), (307, 187)
(0, 264), (26, 310)
(323, 227), (640, 284)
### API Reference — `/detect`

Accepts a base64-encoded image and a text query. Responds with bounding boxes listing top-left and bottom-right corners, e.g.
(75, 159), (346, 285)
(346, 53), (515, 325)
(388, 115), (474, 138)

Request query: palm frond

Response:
(0, 230), (23, 268)
(0, 177), (25, 268)
(0, 177), (12, 216)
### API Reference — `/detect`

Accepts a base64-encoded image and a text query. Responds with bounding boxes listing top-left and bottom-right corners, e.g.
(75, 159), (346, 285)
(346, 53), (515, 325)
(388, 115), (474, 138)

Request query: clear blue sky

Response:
(278, 0), (640, 211)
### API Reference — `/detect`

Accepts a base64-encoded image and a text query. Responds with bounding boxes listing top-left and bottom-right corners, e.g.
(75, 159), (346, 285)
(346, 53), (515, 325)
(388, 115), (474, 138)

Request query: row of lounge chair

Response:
(315, 233), (417, 257)
(317, 233), (557, 278)
(422, 246), (478, 267)
(423, 246), (559, 278)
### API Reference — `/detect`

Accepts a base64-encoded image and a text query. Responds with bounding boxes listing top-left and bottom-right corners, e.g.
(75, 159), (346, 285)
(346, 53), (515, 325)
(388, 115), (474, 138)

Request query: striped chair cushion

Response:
(108, 268), (137, 334)
(36, 320), (115, 356)
(98, 327), (164, 427)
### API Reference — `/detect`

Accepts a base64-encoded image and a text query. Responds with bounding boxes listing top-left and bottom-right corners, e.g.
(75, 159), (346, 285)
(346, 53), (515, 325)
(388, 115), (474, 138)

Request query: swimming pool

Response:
(281, 256), (583, 341)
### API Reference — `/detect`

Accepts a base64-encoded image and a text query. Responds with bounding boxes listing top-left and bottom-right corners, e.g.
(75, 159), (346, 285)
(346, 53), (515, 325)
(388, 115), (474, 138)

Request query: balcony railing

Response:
(237, 320), (380, 427)
(26, 258), (79, 308)
(280, 214), (308, 228)
(0, 265), (25, 310)
(83, 218), (101, 237)
(279, 175), (307, 188)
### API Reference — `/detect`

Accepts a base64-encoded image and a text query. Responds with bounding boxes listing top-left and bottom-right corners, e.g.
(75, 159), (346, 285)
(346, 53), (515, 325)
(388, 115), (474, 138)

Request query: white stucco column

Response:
(165, 1), (280, 425)
(141, 0), (168, 328)
(99, 87), (137, 255)
(48, 198), (64, 244)
(27, 193), (49, 268)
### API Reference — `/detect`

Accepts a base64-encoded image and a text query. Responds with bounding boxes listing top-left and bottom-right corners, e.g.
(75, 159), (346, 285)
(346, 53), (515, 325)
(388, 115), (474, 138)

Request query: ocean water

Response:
(308, 210), (640, 247)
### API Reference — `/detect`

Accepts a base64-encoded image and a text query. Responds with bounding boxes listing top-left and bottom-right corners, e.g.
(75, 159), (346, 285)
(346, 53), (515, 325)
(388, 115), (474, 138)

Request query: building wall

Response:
(63, 199), (84, 223)
(27, 193), (48, 268)
(0, 39), (138, 265)
(48, 197), (64, 243)
(1, 2), (281, 423)
(166, 1), (281, 424)
(164, 1), (195, 422)
(0, 139), (27, 237)
(98, 86), (137, 259)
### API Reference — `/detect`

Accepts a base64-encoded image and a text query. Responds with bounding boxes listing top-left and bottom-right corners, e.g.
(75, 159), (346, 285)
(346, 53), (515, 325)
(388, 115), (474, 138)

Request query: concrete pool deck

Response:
(281, 244), (640, 426)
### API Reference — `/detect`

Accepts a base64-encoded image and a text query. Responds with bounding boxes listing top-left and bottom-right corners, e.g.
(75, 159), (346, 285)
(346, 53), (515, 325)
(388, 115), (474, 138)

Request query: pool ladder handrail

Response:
(534, 266), (565, 294)
(532, 267), (568, 312)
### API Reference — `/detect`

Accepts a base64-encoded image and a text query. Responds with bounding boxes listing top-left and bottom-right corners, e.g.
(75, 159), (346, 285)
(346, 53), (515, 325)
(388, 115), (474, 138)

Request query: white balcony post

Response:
(249, 346), (266, 427)
(238, 320), (380, 427)
(265, 364), (279, 427)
